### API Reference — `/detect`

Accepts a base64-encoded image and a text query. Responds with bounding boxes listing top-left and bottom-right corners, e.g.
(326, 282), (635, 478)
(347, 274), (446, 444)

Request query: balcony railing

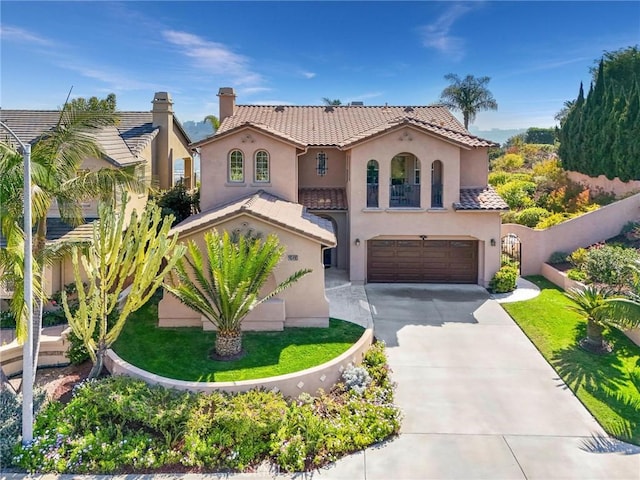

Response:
(390, 183), (420, 208)
(367, 183), (379, 208)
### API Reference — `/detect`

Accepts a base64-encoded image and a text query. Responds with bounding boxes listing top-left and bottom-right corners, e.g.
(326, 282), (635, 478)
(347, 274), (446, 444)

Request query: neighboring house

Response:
(0, 92), (193, 299)
(158, 87), (508, 331)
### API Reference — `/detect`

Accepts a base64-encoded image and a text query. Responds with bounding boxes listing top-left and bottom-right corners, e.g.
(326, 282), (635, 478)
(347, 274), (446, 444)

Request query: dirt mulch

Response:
(18, 361), (94, 404)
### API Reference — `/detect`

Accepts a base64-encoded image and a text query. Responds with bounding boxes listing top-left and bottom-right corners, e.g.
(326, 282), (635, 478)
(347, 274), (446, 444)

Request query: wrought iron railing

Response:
(390, 183), (420, 207)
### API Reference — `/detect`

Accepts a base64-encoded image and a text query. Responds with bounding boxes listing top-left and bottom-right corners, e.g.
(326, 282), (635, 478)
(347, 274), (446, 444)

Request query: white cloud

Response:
(418, 3), (474, 61)
(60, 62), (164, 92)
(300, 71), (316, 79)
(0, 25), (53, 46)
(162, 30), (264, 86)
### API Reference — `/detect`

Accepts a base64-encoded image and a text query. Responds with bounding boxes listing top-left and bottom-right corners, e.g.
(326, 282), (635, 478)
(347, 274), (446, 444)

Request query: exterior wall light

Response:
(490, 238), (496, 247)
(355, 238), (361, 246)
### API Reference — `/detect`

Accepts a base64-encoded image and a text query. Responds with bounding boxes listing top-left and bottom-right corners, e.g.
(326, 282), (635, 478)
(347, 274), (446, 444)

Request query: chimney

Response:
(152, 92), (174, 190)
(218, 87), (236, 122)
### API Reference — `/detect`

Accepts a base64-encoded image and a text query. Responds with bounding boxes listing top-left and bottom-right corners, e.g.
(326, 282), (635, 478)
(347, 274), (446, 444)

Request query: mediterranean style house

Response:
(0, 92), (193, 299)
(158, 87), (508, 331)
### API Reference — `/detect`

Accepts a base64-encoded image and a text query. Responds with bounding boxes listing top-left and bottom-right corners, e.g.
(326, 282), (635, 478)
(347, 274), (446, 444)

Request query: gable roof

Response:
(171, 190), (336, 246)
(0, 110), (190, 167)
(212, 105), (496, 149)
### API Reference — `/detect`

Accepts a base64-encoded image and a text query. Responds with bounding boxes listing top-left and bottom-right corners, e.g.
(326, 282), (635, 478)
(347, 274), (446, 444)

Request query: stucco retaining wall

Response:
(0, 328), (71, 377)
(105, 327), (373, 398)
(502, 191), (640, 276)
(568, 171), (640, 198)
(541, 263), (640, 348)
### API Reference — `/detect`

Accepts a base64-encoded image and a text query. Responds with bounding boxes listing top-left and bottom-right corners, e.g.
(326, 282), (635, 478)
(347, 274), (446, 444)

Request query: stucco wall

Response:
(105, 327), (373, 398)
(158, 214), (330, 330)
(501, 192), (640, 276)
(460, 148), (490, 187)
(568, 171), (640, 197)
(298, 147), (346, 188)
(198, 128), (299, 210)
(0, 328), (71, 376)
(349, 126), (462, 211)
(346, 126), (501, 286)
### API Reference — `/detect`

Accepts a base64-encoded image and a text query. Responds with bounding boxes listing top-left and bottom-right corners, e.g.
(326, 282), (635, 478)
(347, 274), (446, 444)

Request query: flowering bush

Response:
(10, 342), (401, 474)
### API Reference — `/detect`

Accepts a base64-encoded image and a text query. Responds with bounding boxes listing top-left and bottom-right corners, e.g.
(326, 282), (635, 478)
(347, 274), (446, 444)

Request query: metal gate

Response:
(501, 234), (521, 273)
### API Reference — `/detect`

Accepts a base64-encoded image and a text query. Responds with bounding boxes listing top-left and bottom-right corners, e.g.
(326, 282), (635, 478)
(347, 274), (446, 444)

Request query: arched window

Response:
(254, 150), (270, 183)
(228, 150), (244, 182)
(431, 160), (443, 208)
(366, 159), (379, 208)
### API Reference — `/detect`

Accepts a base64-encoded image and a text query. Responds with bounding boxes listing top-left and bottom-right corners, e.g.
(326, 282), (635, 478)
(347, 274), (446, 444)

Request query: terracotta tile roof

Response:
(298, 188), (348, 210)
(213, 105), (496, 149)
(171, 190), (336, 246)
(0, 110), (179, 167)
(454, 187), (509, 211)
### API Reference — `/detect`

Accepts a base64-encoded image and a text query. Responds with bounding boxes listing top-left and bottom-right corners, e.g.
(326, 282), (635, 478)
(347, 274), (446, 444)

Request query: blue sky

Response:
(1, 1), (639, 131)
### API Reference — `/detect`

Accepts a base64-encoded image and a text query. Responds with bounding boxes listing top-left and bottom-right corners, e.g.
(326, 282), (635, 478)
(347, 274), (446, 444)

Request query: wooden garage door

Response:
(367, 239), (478, 283)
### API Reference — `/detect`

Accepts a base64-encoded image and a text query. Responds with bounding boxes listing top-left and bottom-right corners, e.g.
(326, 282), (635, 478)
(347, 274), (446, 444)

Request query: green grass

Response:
(112, 295), (365, 382)
(502, 276), (640, 444)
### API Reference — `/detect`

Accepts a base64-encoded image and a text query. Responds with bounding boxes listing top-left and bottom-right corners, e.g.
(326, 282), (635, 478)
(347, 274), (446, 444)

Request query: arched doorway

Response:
(501, 234), (521, 273)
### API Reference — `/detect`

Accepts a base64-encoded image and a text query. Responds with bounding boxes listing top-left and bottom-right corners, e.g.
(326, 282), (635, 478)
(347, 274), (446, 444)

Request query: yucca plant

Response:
(165, 230), (311, 359)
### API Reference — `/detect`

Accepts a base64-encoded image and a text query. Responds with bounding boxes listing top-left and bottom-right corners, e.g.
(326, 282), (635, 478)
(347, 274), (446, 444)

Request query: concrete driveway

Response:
(357, 283), (640, 480)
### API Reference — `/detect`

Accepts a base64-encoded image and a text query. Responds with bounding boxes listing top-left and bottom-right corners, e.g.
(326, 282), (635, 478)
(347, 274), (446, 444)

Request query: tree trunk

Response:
(214, 329), (244, 359)
(88, 344), (107, 379)
(585, 319), (605, 348)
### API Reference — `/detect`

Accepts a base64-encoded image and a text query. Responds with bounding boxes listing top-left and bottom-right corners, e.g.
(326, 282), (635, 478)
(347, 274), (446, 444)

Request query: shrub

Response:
(567, 268), (589, 282)
(548, 251), (569, 264)
(1, 388), (46, 466)
(342, 364), (371, 396)
(622, 221), (640, 242)
(492, 153), (524, 172)
(488, 171), (510, 186)
(489, 265), (518, 293)
(13, 343), (401, 474)
(568, 247), (588, 268)
(535, 213), (568, 229)
(516, 207), (552, 228)
(583, 245), (640, 289)
(496, 180), (536, 210)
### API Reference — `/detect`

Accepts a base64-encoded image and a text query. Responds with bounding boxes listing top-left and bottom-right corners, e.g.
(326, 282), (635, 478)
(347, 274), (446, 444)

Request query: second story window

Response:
(254, 150), (270, 183)
(229, 150), (244, 183)
(316, 151), (328, 176)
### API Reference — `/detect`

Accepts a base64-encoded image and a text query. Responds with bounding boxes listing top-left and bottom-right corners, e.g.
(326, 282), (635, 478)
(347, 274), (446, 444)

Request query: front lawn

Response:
(112, 295), (365, 382)
(502, 276), (640, 444)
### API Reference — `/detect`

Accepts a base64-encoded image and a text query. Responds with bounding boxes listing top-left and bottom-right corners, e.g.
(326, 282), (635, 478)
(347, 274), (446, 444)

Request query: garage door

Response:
(367, 239), (478, 283)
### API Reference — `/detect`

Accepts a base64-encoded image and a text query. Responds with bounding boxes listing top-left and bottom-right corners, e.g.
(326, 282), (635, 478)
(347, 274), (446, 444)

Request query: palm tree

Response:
(204, 114), (220, 130)
(565, 285), (640, 354)
(165, 230), (311, 359)
(438, 74), (498, 129)
(322, 98), (342, 106)
(0, 98), (145, 380)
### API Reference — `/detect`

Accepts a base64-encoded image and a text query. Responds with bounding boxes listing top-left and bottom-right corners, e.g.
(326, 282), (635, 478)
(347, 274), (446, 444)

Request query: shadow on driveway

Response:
(365, 284), (489, 347)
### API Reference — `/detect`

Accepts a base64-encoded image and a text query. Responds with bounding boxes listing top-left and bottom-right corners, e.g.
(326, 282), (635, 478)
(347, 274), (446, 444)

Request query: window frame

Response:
(316, 151), (328, 176)
(254, 150), (270, 183)
(228, 149), (245, 183)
